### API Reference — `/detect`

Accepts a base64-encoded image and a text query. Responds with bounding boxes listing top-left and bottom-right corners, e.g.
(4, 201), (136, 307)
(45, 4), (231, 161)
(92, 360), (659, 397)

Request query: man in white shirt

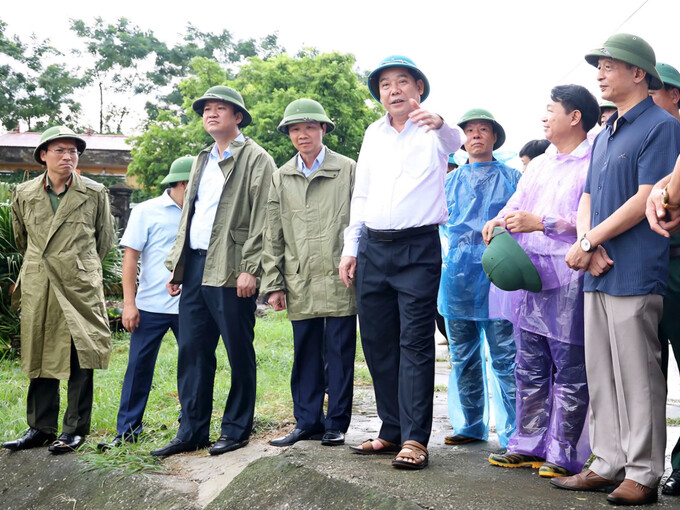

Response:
(98, 157), (191, 450)
(340, 55), (464, 470)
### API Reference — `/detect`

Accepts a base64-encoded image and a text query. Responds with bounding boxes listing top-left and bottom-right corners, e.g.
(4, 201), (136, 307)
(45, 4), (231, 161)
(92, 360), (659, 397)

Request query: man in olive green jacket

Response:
(3, 126), (116, 454)
(153, 86), (276, 457)
(263, 99), (357, 447)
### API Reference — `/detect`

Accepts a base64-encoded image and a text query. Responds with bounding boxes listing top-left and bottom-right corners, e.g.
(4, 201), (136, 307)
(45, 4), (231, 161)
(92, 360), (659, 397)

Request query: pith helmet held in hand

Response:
(33, 126), (87, 165)
(656, 62), (680, 90)
(367, 55), (430, 103)
(192, 85), (252, 128)
(161, 156), (195, 185)
(482, 227), (542, 293)
(585, 33), (662, 90)
(277, 98), (335, 134)
(457, 109), (506, 150)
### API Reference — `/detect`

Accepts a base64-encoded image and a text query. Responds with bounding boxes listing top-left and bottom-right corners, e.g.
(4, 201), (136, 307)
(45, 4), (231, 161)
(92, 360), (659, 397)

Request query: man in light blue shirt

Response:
(98, 156), (192, 449)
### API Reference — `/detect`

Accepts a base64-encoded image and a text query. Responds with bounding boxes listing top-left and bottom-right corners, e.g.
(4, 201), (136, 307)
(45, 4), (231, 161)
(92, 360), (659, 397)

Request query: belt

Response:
(365, 224), (438, 241)
(671, 246), (680, 259)
(191, 248), (208, 256)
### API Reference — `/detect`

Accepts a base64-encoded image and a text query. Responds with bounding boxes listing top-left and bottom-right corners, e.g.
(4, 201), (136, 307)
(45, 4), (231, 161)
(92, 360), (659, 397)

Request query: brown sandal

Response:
(349, 438), (400, 455)
(392, 440), (428, 470)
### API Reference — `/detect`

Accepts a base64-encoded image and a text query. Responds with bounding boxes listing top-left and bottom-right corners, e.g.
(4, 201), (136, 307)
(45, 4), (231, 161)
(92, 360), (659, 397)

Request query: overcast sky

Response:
(2, 0), (678, 151)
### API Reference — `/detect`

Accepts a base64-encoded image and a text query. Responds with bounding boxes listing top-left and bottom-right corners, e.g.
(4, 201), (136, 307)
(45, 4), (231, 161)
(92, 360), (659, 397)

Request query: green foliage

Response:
(0, 200), (21, 358)
(127, 52), (380, 194)
(102, 243), (123, 299)
(231, 50), (380, 166)
(0, 20), (86, 131)
(126, 110), (209, 191)
(69, 18), (284, 132)
(0, 313), (293, 472)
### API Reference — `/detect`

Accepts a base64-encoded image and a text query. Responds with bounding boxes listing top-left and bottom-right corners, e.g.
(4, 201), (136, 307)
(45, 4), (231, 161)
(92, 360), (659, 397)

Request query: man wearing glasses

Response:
(3, 126), (116, 454)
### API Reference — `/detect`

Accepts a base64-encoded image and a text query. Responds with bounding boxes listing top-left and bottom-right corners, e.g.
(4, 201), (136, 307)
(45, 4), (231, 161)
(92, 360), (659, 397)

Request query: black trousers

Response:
(27, 341), (93, 436)
(176, 250), (257, 445)
(290, 315), (356, 432)
(355, 228), (440, 446)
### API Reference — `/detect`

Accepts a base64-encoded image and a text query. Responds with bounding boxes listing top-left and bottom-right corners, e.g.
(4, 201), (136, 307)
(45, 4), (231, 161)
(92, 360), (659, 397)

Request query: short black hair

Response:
(550, 84), (600, 133)
(664, 83), (680, 95)
(519, 139), (550, 160)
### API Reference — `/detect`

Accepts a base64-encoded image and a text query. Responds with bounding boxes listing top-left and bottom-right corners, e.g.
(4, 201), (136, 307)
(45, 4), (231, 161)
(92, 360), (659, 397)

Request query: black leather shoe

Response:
(150, 437), (205, 457)
(97, 432), (138, 451)
(48, 433), (85, 454)
(209, 435), (249, 456)
(2, 428), (56, 451)
(321, 430), (345, 446)
(269, 428), (324, 447)
(663, 469), (680, 496)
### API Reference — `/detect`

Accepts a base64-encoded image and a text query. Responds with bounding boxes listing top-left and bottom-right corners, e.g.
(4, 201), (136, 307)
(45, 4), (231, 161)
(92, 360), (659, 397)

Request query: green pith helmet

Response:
(482, 227), (542, 293)
(161, 156), (195, 185)
(33, 126), (87, 165)
(599, 101), (617, 111)
(367, 55), (430, 103)
(457, 108), (506, 150)
(277, 98), (335, 134)
(656, 62), (680, 90)
(585, 33), (662, 90)
(192, 85), (252, 128)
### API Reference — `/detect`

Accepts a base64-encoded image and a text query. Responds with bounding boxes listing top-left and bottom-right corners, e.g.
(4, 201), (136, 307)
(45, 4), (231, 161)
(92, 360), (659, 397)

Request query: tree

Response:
(70, 18), (285, 132)
(126, 58), (224, 191)
(0, 19), (86, 131)
(70, 17), (164, 133)
(127, 52), (380, 194)
(230, 50), (380, 166)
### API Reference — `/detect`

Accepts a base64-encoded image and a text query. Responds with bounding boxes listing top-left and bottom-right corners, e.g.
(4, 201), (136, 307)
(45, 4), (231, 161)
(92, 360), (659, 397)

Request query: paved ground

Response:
(2, 339), (680, 509)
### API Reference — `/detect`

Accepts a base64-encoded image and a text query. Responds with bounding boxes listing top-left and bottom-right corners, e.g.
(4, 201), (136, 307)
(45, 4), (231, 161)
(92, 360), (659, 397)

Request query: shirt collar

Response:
(607, 96), (654, 130)
(548, 138), (591, 159)
(210, 133), (245, 161)
(44, 172), (73, 192)
(380, 113), (415, 132)
(297, 146), (326, 173)
(160, 188), (181, 209)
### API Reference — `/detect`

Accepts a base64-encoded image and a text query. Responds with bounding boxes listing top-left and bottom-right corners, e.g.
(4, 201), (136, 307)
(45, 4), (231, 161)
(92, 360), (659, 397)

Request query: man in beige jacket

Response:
(263, 99), (357, 447)
(3, 126), (115, 454)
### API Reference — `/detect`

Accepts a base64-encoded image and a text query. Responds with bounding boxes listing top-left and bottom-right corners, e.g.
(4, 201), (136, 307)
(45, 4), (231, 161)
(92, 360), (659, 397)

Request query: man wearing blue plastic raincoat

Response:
(438, 109), (520, 448)
(483, 85), (599, 478)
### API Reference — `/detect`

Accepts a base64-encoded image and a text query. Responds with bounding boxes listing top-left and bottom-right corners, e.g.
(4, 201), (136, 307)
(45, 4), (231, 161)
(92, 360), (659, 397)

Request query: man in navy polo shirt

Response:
(555, 34), (680, 506)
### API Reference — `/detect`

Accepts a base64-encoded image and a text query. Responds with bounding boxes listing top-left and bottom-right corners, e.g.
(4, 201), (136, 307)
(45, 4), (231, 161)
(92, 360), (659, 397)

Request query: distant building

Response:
(0, 131), (132, 179)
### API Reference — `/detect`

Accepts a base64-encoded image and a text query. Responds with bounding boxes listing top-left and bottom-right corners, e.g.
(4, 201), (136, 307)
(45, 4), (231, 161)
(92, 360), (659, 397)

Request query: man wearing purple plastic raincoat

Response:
(483, 85), (600, 478)
(438, 109), (520, 449)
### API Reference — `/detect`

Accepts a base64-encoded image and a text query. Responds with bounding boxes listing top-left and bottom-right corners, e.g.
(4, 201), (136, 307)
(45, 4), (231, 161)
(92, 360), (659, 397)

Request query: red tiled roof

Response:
(0, 132), (131, 151)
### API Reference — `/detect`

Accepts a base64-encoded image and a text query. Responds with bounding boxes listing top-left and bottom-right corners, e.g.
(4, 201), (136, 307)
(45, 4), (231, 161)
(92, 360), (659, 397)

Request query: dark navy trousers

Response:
(116, 310), (179, 437)
(176, 250), (257, 445)
(290, 315), (356, 432)
(355, 228), (440, 447)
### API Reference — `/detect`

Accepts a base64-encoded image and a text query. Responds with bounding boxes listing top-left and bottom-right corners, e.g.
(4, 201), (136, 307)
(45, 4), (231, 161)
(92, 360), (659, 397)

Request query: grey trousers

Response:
(584, 292), (665, 487)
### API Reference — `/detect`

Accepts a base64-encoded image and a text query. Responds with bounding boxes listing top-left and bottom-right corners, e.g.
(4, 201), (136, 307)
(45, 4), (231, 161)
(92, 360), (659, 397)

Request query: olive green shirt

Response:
(45, 173), (73, 213)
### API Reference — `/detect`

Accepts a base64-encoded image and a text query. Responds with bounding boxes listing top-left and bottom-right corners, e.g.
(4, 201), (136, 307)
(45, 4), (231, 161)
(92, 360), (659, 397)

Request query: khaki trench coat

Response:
(165, 138), (276, 287)
(11, 172), (116, 379)
(261, 148), (357, 320)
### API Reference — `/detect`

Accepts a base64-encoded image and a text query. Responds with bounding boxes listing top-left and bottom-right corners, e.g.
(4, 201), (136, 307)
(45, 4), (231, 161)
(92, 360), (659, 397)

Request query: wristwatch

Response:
(579, 233), (595, 253)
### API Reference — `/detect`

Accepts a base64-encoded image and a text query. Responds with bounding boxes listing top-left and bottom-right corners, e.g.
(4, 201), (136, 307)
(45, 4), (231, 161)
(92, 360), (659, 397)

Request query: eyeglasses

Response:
(48, 148), (80, 157)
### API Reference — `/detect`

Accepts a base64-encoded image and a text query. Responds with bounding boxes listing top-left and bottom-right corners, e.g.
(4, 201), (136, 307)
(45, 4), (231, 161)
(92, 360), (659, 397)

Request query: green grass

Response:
(668, 417), (680, 427)
(0, 310), (370, 473)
